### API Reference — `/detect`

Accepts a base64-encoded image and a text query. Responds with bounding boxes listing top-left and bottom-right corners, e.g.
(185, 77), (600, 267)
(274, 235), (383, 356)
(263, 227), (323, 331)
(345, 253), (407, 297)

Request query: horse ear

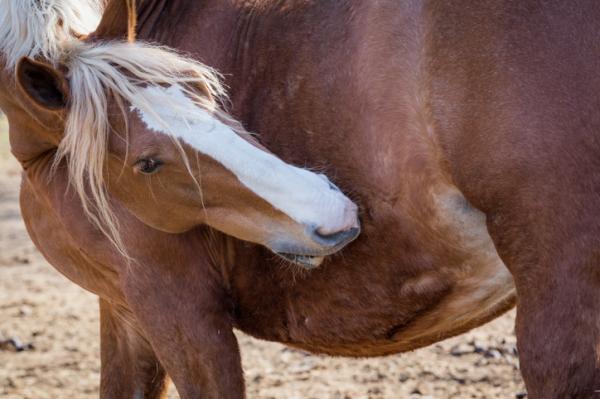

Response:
(15, 57), (69, 111)
(88, 0), (137, 42)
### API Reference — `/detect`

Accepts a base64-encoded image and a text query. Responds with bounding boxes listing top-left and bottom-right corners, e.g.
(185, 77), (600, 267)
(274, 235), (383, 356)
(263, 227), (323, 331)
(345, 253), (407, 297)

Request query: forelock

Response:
(0, 0), (102, 70)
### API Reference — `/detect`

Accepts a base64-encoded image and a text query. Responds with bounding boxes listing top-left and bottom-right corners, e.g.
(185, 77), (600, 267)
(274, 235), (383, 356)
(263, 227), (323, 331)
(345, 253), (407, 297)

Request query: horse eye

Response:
(135, 158), (162, 175)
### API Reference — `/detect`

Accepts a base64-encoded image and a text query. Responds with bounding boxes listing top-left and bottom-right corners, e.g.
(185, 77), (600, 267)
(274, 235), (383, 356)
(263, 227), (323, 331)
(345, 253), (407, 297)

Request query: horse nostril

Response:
(311, 226), (361, 249)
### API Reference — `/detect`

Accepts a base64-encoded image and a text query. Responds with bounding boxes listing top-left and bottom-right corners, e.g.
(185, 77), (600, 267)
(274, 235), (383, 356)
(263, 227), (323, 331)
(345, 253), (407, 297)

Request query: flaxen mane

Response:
(0, 0), (102, 69)
(56, 40), (229, 256)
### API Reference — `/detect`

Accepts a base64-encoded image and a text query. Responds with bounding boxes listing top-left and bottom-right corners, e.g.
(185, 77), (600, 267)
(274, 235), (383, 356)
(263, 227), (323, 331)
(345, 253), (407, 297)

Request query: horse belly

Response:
(383, 186), (516, 350)
(278, 184), (516, 357)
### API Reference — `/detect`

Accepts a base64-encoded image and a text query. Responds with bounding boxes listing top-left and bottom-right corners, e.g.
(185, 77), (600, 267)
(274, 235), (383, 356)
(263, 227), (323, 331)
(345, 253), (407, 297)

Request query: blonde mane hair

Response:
(0, 0), (102, 69)
(56, 40), (231, 257)
(0, 0), (234, 256)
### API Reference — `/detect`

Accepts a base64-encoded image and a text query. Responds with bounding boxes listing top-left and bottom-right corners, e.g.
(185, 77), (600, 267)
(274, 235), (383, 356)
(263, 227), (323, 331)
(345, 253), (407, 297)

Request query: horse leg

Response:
(154, 315), (244, 399)
(120, 268), (245, 399)
(485, 211), (600, 398)
(99, 298), (169, 399)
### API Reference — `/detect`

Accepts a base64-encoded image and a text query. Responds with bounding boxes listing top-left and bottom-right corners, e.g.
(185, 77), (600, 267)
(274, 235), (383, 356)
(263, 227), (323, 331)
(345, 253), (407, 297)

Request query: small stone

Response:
(18, 306), (32, 316)
(0, 337), (34, 352)
(414, 382), (434, 396)
(471, 340), (486, 354)
(450, 343), (473, 356)
(484, 349), (502, 359)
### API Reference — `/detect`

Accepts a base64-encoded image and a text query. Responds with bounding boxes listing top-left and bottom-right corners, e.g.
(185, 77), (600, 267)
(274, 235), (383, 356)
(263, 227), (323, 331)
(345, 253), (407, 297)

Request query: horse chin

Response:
(276, 253), (325, 269)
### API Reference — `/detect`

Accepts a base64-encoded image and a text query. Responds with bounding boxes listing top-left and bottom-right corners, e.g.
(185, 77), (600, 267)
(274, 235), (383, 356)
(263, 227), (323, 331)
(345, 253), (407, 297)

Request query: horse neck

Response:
(132, 0), (326, 115)
(135, 0), (239, 72)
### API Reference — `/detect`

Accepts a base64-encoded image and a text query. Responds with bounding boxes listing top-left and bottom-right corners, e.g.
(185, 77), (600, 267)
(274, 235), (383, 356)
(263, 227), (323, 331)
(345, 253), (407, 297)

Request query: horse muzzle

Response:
(272, 224), (361, 269)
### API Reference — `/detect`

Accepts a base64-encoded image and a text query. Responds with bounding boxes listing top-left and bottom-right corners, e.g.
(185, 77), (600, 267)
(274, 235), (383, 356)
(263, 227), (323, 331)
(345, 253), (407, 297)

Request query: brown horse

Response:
(3, 0), (360, 396)
(4, 0), (600, 397)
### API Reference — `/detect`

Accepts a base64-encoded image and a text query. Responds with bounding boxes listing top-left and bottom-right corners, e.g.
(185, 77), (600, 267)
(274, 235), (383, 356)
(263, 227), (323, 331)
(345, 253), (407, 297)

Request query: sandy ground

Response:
(0, 119), (526, 398)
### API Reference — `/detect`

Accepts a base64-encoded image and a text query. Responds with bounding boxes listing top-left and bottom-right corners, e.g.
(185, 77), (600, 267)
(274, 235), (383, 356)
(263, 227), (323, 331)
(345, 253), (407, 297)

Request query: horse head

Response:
(1, 0), (360, 268)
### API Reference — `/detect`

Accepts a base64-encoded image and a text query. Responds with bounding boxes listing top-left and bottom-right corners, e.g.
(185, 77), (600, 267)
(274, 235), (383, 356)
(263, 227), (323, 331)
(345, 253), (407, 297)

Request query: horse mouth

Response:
(276, 252), (324, 269)
(271, 226), (361, 269)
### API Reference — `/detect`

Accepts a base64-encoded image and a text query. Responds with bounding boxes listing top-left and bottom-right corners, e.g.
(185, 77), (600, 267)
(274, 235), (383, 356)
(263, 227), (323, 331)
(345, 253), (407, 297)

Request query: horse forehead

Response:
(124, 102), (225, 165)
(124, 107), (175, 148)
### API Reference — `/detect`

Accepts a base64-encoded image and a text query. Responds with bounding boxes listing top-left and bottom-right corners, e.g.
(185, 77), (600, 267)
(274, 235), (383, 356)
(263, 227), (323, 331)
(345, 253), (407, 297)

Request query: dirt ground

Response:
(0, 119), (526, 398)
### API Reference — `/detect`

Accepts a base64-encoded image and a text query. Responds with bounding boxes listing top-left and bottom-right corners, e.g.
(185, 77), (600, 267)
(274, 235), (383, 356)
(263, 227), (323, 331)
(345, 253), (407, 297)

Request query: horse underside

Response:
(224, 172), (516, 357)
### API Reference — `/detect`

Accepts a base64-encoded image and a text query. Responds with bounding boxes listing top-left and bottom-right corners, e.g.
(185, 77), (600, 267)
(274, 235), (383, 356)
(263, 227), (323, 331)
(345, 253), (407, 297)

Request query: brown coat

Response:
(4, 1), (600, 398)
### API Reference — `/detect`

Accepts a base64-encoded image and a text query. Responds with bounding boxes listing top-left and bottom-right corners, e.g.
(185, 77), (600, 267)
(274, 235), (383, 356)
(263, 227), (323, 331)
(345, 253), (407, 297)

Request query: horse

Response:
(4, 0), (600, 397)
(2, 0), (361, 397)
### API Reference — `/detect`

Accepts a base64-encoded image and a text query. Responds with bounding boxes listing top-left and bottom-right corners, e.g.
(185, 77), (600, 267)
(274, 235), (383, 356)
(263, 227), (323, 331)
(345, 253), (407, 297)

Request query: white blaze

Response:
(130, 85), (355, 233)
